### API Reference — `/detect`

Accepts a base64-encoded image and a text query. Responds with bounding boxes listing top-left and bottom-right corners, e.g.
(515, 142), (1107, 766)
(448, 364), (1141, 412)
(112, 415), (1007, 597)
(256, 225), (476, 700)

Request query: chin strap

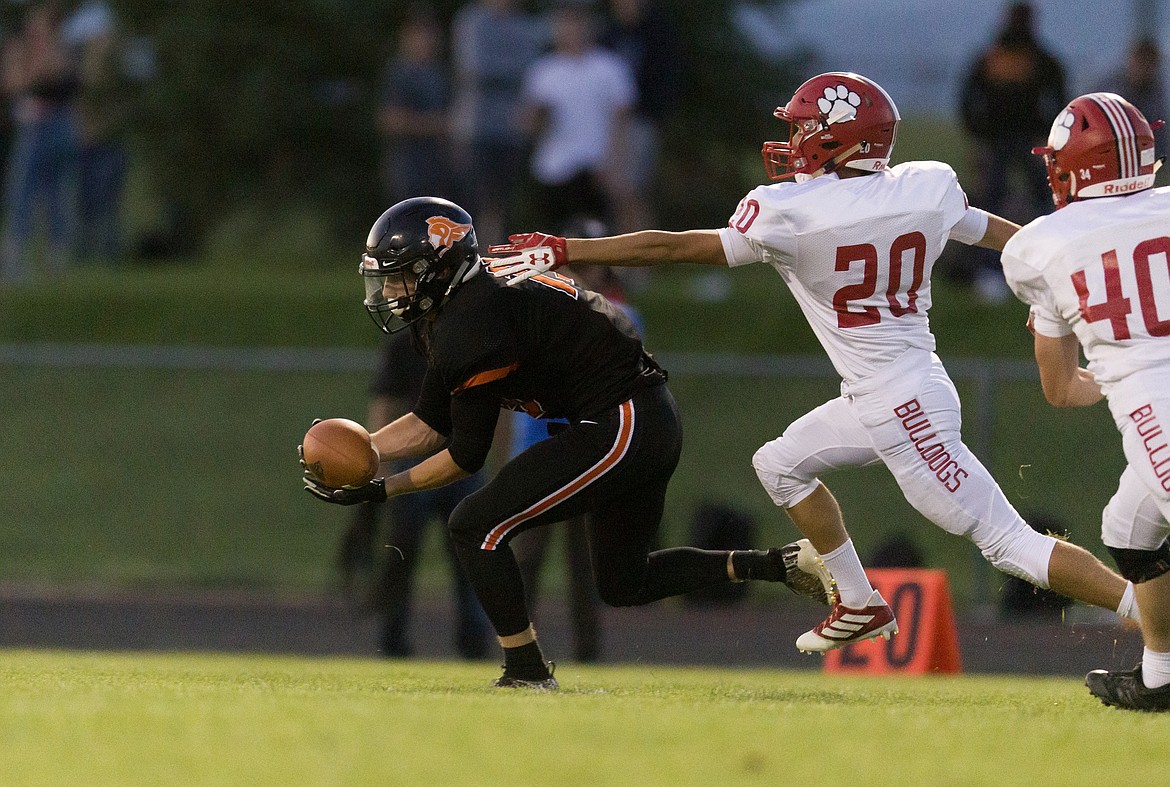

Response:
(443, 256), (480, 298)
(807, 142), (864, 179)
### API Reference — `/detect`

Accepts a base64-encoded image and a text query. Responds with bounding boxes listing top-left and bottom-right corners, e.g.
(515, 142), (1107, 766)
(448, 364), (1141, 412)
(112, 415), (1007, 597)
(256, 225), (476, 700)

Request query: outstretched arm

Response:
(488, 229), (727, 283)
(566, 230), (728, 267)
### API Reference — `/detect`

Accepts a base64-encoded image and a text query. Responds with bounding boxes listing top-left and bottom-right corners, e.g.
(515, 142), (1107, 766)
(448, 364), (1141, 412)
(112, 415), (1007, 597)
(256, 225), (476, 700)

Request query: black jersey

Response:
(412, 267), (661, 472)
(368, 330), (428, 400)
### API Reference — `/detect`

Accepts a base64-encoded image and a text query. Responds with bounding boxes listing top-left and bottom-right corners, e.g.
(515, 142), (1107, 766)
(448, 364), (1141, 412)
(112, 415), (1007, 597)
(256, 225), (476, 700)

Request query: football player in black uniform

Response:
(302, 197), (834, 688)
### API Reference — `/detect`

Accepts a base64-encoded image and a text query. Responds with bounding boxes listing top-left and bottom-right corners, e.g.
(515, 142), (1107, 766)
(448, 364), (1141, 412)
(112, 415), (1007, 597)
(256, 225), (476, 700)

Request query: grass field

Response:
(1, 649), (1164, 786)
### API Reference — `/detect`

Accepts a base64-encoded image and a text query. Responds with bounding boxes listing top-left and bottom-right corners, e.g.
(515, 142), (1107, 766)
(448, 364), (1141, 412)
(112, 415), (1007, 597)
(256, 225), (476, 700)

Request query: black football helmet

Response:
(360, 197), (481, 333)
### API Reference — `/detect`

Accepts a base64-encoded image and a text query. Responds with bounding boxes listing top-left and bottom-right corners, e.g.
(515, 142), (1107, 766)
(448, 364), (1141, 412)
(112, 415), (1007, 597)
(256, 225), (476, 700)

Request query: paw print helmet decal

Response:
(763, 72), (900, 181)
(1032, 92), (1162, 209)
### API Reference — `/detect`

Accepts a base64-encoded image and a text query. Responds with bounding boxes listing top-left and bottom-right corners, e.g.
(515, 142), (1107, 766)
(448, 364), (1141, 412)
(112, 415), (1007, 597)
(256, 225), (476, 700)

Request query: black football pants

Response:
(448, 383), (734, 638)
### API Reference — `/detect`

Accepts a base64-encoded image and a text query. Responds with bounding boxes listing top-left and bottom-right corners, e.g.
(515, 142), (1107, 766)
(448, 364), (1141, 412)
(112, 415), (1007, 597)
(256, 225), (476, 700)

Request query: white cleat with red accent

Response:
(796, 589), (898, 653)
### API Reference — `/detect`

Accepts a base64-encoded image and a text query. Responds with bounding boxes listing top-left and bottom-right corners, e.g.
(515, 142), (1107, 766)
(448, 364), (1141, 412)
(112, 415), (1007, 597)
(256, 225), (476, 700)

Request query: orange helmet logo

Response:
(426, 216), (472, 255)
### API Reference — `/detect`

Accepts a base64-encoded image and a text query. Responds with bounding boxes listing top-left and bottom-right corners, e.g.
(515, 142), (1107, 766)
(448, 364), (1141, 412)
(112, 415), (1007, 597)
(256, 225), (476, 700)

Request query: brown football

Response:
(302, 418), (380, 488)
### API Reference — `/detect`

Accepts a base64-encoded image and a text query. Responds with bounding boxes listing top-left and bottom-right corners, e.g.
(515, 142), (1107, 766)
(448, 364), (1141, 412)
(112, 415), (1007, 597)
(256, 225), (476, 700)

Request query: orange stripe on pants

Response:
(480, 400), (635, 550)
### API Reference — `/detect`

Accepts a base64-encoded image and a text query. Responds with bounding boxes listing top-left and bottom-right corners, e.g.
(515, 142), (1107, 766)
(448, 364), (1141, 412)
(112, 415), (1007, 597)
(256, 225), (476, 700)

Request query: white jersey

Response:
(718, 161), (979, 383)
(521, 48), (635, 184)
(1001, 186), (1170, 393)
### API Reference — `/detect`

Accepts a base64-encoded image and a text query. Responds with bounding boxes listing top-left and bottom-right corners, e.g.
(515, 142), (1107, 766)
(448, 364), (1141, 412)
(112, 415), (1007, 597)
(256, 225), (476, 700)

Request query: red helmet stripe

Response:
(1090, 93), (1138, 178)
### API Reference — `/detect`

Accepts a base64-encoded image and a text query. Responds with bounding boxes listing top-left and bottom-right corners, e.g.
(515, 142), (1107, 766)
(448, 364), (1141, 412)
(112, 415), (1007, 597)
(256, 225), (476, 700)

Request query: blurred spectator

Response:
(518, 1), (635, 235)
(600, 0), (683, 232)
(72, 12), (131, 264)
(336, 330), (492, 659)
(1, 1), (79, 284)
(509, 263), (640, 661)
(378, 7), (453, 205)
(450, 0), (547, 246)
(61, 0), (114, 46)
(683, 501), (758, 607)
(0, 25), (16, 195)
(1096, 37), (1167, 185)
(508, 217), (647, 662)
(868, 533), (926, 569)
(958, 2), (1065, 304)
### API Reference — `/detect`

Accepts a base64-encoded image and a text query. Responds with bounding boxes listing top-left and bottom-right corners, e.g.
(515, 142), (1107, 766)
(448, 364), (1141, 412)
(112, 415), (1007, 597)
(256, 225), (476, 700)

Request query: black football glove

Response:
(298, 420), (387, 506)
(303, 473), (388, 506)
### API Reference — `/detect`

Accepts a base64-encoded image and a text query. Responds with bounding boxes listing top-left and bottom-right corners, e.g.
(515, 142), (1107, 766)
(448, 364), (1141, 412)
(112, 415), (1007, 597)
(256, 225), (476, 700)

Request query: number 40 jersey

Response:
(1002, 186), (1170, 393)
(718, 160), (987, 384)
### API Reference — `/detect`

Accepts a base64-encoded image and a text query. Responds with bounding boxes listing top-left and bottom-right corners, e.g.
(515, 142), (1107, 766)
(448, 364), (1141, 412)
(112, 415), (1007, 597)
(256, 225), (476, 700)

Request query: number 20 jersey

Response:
(721, 161), (975, 383)
(1001, 186), (1170, 392)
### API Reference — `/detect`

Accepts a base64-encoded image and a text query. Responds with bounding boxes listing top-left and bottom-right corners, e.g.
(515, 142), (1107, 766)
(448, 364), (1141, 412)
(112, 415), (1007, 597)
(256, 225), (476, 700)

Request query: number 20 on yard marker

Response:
(824, 568), (962, 674)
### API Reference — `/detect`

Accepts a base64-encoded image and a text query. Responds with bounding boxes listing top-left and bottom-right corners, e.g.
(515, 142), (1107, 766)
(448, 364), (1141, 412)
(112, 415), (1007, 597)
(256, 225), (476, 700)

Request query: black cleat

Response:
(1085, 664), (1170, 712)
(777, 539), (837, 606)
(493, 661), (558, 691)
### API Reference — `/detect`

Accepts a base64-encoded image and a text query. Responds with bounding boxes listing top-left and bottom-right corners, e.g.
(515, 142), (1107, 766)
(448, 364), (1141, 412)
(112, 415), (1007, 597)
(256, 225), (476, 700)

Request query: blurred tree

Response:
(114, 0), (415, 248)
(109, 0), (797, 253)
(656, 1), (804, 229)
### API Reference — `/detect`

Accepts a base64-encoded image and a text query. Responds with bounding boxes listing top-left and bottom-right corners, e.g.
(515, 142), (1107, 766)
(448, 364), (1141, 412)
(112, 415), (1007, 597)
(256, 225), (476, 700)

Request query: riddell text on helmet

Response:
(894, 399), (969, 492)
(1102, 180), (1145, 195)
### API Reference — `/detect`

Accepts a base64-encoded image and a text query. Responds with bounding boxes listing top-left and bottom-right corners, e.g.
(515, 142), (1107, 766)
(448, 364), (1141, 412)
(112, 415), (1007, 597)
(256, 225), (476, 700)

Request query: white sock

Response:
(821, 538), (874, 608)
(1117, 582), (1142, 623)
(1142, 647), (1170, 689)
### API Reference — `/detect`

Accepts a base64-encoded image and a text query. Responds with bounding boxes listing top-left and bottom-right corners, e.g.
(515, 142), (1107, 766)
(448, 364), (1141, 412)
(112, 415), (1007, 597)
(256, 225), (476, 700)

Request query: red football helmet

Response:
(762, 72), (900, 181)
(1032, 92), (1162, 209)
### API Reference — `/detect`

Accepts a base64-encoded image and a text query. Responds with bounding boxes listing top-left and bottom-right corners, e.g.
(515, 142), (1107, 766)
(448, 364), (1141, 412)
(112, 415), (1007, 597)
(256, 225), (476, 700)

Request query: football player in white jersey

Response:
(488, 72), (1141, 653)
(1001, 92), (1170, 711)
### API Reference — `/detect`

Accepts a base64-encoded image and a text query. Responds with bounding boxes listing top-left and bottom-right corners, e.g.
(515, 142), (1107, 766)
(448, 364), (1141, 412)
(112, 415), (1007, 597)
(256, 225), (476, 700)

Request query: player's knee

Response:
(979, 525), (1054, 588)
(1107, 542), (1170, 583)
(447, 498), (488, 549)
(751, 446), (815, 508)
